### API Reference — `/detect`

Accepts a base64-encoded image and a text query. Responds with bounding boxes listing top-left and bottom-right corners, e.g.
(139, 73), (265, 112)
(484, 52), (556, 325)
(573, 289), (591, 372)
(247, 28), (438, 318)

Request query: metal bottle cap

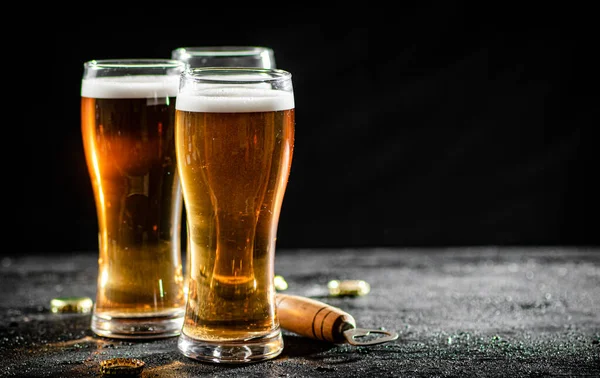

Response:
(99, 358), (145, 376)
(50, 296), (93, 314)
(327, 280), (371, 297)
(274, 275), (288, 291)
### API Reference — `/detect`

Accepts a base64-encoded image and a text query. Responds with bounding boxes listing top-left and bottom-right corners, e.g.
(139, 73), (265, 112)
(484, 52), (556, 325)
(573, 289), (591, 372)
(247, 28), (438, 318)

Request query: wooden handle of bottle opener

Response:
(276, 293), (356, 344)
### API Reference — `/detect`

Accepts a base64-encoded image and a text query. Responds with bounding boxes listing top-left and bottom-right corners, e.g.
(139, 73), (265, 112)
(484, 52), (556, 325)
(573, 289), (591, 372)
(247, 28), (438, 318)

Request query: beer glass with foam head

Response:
(171, 46), (277, 298)
(175, 68), (295, 363)
(81, 59), (187, 339)
(171, 46), (276, 69)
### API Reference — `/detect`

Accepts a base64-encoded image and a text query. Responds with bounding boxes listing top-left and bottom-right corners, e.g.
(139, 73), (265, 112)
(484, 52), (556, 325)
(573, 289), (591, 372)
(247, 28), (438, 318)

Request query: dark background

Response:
(11, 7), (598, 255)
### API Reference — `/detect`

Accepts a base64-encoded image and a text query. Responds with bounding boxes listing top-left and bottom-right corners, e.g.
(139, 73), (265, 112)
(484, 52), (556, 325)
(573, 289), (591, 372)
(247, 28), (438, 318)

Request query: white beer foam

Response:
(81, 75), (179, 99)
(176, 87), (294, 113)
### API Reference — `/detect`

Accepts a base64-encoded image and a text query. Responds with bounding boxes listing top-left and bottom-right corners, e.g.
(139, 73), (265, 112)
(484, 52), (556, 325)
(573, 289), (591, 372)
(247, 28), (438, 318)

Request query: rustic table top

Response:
(1, 247), (598, 377)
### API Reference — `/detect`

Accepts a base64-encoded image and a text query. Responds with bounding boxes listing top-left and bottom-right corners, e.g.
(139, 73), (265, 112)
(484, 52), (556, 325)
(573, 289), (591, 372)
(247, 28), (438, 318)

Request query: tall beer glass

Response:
(175, 68), (295, 363)
(81, 59), (187, 339)
(171, 46), (275, 69)
(171, 46), (277, 298)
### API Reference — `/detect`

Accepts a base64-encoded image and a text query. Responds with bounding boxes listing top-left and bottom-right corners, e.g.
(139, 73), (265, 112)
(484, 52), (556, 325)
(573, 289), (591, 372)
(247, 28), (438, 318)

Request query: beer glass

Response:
(171, 46), (277, 297)
(171, 46), (276, 69)
(175, 67), (295, 363)
(81, 59), (187, 339)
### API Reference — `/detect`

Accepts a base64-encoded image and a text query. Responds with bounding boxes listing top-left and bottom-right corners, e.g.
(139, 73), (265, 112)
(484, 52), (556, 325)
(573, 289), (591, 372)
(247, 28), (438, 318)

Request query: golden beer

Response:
(175, 68), (294, 363)
(170, 46), (277, 299)
(81, 60), (186, 338)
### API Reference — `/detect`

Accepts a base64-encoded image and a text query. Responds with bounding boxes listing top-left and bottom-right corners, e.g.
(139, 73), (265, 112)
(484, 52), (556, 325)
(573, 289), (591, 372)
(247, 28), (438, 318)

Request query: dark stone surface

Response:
(1, 247), (599, 377)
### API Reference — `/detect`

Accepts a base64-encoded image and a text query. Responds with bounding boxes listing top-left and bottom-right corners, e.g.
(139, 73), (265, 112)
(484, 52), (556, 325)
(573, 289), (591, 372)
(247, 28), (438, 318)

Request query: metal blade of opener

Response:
(343, 327), (399, 346)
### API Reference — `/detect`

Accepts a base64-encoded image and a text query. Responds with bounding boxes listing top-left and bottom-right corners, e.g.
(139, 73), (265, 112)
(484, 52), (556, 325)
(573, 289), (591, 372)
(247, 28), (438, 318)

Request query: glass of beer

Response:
(171, 46), (277, 299)
(81, 59), (187, 339)
(175, 67), (295, 363)
(171, 46), (276, 69)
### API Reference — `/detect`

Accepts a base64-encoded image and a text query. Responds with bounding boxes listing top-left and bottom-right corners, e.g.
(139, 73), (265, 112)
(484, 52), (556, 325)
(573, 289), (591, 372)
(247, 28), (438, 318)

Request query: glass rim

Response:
(84, 59), (186, 69)
(172, 46), (274, 57)
(182, 67), (291, 84)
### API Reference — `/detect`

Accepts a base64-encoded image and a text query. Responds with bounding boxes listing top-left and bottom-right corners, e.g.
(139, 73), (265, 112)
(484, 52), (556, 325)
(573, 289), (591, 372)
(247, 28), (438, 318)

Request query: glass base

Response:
(177, 329), (283, 364)
(91, 311), (184, 339)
